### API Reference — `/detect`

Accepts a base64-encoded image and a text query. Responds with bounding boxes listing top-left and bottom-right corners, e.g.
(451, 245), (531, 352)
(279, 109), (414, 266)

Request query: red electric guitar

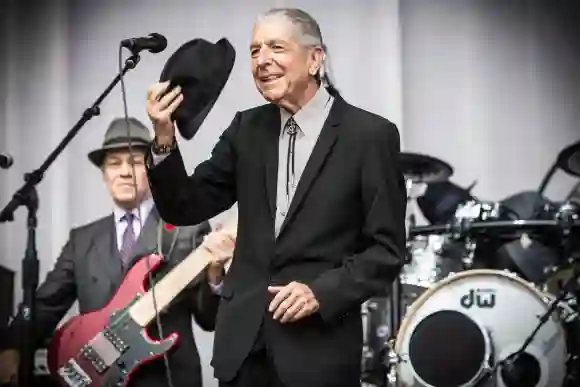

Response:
(47, 217), (237, 387)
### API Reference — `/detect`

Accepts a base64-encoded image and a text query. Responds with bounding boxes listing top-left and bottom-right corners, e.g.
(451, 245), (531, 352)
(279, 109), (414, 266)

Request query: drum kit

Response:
(361, 140), (580, 387)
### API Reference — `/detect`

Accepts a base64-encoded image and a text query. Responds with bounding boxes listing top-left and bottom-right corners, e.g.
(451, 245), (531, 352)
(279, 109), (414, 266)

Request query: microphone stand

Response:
(0, 53), (141, 387)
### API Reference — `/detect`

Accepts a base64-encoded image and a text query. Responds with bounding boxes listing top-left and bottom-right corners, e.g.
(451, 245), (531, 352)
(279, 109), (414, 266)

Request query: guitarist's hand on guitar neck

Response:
(202, 217), (237, 285)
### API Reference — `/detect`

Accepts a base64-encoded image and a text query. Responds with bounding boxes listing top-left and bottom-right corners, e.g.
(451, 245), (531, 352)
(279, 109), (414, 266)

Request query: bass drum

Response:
(394, 269), (569, 387)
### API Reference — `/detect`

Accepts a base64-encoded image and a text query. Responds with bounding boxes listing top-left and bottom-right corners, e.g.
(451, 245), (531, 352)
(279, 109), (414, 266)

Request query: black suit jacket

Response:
(147, 96), (407, 387)
(1, 208), (217, 387)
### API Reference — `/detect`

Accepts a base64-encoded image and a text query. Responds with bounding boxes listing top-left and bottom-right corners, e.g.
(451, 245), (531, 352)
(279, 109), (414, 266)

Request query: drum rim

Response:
(394, 269), (568, 385)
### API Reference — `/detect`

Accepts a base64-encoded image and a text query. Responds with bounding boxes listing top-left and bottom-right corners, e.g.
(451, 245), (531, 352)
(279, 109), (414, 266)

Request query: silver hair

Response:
(258, 8), (339, 95)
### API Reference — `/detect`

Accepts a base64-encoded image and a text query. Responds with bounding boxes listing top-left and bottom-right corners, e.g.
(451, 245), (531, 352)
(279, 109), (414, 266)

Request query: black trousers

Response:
(218, 323), (284, 387)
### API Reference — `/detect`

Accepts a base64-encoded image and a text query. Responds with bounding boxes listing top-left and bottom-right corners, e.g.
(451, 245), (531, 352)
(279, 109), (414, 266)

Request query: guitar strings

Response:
(118, 45), (176, 387)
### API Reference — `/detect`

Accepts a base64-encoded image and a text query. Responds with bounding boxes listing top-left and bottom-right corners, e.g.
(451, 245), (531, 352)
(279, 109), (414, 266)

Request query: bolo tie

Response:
(285, 116), (298, 207)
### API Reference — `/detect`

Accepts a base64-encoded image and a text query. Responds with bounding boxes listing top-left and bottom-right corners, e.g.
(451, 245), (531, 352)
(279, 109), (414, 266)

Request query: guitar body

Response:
(47, 254), (179, 387)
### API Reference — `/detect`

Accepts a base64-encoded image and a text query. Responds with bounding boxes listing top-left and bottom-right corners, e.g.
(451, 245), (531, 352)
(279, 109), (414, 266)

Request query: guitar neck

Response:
(128, 247), (213, 327)
(128, 215), (237, 327)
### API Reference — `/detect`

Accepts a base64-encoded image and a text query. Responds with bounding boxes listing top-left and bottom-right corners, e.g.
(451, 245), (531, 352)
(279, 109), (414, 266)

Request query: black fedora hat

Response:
(88, 117), (152, 167)
(159, 37), (235, 140)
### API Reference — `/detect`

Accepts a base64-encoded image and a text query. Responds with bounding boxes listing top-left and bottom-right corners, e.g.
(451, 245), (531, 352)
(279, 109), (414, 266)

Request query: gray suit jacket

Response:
(2, 207), (218, 387)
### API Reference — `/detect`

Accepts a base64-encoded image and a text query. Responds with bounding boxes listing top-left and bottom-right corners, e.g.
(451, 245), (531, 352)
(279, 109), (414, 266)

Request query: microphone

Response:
(0, 153), (13, 169)
(120, 33), (167, 54)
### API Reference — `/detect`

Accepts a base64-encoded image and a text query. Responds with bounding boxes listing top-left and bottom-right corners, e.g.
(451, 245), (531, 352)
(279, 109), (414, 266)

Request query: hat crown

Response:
(103, 117), (152, 146)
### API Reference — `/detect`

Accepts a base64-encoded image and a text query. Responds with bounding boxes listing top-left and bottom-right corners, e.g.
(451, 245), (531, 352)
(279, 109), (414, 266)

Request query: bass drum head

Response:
(395, 269), (568, 387)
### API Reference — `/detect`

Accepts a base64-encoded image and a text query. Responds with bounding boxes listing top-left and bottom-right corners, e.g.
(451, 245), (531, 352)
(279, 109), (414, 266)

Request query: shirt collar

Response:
(280, 86), (332, 136)
(113, 196), (155, 224)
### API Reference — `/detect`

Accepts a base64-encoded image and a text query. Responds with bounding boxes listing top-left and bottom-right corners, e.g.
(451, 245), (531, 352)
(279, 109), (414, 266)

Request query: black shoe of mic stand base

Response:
(0, 53), (141, 387)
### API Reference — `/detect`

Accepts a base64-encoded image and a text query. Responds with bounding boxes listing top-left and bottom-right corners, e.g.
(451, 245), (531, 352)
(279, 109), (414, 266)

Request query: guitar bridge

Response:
(57, 358), (92, 387)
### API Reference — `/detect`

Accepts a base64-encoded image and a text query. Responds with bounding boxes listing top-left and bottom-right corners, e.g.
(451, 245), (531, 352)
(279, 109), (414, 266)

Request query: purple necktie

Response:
(120, 212), (136, 265)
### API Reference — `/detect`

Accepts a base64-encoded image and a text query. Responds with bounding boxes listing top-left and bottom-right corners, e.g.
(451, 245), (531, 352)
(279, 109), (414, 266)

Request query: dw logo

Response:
(460, 289), (496, 309)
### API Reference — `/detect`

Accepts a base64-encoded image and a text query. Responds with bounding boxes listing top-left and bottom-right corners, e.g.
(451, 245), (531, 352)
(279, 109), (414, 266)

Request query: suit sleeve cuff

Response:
(150, 147), (171, 165)
(208, 281), (224, 296)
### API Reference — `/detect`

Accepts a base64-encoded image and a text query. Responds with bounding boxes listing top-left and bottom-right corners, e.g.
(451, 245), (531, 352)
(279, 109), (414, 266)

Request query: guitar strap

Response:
(156, 220), (180, 261)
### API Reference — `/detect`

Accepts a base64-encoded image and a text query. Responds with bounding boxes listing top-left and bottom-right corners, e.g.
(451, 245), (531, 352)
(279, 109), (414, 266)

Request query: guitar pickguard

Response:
(99, 317), (176, 387)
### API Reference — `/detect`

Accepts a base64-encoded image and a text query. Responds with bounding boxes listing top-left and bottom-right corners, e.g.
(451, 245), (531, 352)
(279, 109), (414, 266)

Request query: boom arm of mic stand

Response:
(0, 53), (140, 387)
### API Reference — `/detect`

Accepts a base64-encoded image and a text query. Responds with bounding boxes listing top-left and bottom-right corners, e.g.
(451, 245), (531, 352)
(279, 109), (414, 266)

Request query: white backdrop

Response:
(1, 1), (579, 386)
(400, 0), (579, 206)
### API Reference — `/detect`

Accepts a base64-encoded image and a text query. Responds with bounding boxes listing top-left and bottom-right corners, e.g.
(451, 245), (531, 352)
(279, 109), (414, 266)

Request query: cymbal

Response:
(557, 140), (580, 178)
(398, 152), (453, 183)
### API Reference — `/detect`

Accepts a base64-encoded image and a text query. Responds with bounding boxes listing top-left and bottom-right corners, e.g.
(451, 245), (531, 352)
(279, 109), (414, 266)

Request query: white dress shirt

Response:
(275, 87), (333, 236)
(113, 196), (155, 250)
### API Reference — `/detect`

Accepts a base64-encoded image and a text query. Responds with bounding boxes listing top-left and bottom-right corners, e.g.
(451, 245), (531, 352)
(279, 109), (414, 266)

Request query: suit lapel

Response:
(263, 104), (282, 219)
(278, 97), (345, 237)
(92, 215), (124, 286)
(123, 208), (160, 272)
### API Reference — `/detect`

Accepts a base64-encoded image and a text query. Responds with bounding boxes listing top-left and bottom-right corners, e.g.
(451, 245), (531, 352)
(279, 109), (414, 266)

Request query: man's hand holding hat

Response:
(147, 82), (183, 147)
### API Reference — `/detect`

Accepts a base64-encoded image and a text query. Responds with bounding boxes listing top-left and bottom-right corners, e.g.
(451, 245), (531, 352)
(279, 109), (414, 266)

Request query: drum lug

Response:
(384, 343), (400, 386)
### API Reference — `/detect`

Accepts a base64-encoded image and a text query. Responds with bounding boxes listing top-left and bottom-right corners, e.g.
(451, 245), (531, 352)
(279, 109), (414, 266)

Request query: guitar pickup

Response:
(82, 328), (125, 374)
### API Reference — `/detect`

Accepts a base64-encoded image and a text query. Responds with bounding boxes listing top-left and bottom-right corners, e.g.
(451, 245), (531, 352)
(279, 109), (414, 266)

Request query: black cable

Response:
(118, 45), (175, 387)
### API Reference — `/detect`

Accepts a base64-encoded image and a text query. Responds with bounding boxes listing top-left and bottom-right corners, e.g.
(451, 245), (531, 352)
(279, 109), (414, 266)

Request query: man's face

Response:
(101, 148), (150, 209)
(250, 16), (321, 107)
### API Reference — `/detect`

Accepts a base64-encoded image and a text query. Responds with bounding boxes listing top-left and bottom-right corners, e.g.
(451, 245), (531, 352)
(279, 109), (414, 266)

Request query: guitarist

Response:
(0, 118), (234, 387)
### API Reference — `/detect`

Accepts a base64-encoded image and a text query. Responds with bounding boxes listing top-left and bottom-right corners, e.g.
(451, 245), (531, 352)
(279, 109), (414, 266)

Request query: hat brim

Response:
(88, 143), (150, 167)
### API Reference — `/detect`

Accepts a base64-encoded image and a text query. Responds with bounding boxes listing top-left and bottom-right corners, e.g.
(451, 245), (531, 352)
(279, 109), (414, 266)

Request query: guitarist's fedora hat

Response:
(88, 117), (152, 167)
(159, 37), (235, 140)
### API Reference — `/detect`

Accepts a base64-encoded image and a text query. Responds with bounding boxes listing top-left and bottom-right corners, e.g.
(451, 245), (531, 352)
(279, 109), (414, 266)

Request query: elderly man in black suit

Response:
(0, 117), (233, 387)
(145, 7), (406, 387)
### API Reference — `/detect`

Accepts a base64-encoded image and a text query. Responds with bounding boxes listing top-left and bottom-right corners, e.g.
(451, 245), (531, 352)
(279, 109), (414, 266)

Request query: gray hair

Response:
(258, 8), (339, 96)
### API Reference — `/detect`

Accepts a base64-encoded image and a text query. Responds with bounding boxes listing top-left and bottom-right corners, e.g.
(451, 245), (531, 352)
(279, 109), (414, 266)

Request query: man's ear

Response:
(310, 47), (324, 75)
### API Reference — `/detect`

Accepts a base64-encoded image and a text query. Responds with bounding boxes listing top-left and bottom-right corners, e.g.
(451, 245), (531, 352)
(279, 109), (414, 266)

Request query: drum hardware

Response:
(416, 180), (475, 225)
(556, 202), (579, 232)
(567, 181), (580, 204)
(385, 339), (403, 386)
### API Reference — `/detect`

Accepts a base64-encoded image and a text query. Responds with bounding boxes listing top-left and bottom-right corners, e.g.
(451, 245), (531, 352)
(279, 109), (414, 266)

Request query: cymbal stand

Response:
(382, 178), (418, 386)
(390, 178), (418, 335)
